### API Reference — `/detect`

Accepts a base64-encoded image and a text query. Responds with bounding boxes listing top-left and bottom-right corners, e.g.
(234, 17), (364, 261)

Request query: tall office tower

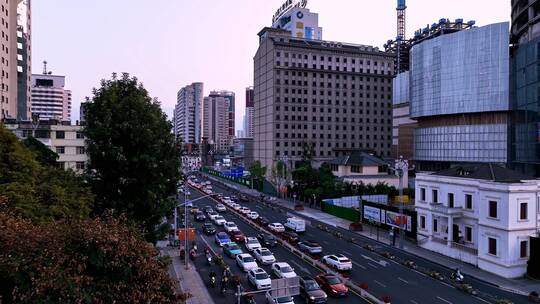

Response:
(245, 86), (254, 137)
(271, 0), (322, 40)
(79, 101), (88, 124)
(511, 0), (540, 176)
(410, 22), (510, 171)
(203, 91), (235, 153)
(254, 27), (394, 175)
(173, 82), (203, 144)
(31, 68), (72, 121)
(1, 0), (31, 120)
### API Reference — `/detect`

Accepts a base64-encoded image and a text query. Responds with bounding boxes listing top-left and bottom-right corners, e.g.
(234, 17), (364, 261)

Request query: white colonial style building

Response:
(415, 164), (540, 278)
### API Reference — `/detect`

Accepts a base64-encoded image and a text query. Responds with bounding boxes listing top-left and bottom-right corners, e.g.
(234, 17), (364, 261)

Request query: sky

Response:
(32, 0), (509, 132)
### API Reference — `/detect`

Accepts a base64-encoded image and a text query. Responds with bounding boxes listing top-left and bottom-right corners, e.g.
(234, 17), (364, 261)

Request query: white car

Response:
(265, 292), (294, 304)
(272, 262), (297, 279)
(213, 216), (226, 226)
(322, 254), (353, 271)
(215, 204), (226, 212)
(204, 189), (213, 195)
(233, 204), (242, 211)
(247, 211), (259, 220)
(253, 248), (276, 265)
(240, 207), (251, 215)
(245, 237), (262, 252)
(236, 253), (258, 272)
(224, 222), (239, 233)
(207, 211), (219, 221)
(247, 268), (271, 290)
(268, 223), (285, 233)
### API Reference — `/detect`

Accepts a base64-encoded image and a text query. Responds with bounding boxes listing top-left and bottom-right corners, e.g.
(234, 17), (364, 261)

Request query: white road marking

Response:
(437, 296), (453, 304)
(322, 240), (330, 245)
(352, 261), (367, 269)
(410, 300), (419, 304)
(360, 254), (389, 267)
(373, 280), (386, 288)
(398, 277), (409, 284)
(290, 260), (311, 275)
(367, 262), (378, 268)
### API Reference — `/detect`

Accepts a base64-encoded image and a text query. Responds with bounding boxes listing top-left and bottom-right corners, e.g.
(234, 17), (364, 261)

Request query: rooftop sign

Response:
(272, 0), (308, 24)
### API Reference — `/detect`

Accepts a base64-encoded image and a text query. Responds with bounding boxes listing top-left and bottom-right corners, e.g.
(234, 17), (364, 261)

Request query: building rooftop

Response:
(330, 151), (388, 167)
(431, 163), (534, 183)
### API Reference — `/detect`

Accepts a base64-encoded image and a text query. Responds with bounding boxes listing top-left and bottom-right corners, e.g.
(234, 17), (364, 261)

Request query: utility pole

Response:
(394, 156), (408, 249)
(184, 176), (189, 269)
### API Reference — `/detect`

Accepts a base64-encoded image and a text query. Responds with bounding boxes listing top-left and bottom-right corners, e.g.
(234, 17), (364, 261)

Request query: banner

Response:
(385, 211), (412, 232)
(363, 205), (381, 223)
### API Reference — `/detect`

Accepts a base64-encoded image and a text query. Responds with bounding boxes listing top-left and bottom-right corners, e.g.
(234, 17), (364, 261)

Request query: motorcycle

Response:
(209, 274), (216, 287)
(179, 248), (186, 260)
(206, 253), (213, 265)
(189, 249), (196, 261)
(451, 271), (464, 283)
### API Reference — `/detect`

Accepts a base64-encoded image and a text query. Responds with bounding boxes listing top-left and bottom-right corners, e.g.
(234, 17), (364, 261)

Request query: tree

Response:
(0, 210), (181, 303)
(84, 73), (181, 243)
(271, 161), (287, 194)
(23, 136), (59, 166)
(250, 160), (266, 181)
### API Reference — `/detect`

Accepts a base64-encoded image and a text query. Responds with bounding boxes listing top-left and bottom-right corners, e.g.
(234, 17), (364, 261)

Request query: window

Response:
(520, 240), (528, 258)
(56, 146), (65, 154)
(77, 131), (85, 139)
(34, 130), (50, 139)
(76, 162), (85, 170)
(448, 193), (454, 208)
(76, 147), (85, 154)
(420, 216), (426, 229)
(465, 194), (473, 209)
(488, 237), (497, 255)
(351, 165), (362, 173)
(421, 188), (426, 201)
(433, 219), (438, 232)
(465, 226), (472, 242)
(489, 201), (498, 218)
(520, 202), (528, 220)
(331, 164), (338, 172)
(432, 189), (438, 204)
(55, 131), (65, 139)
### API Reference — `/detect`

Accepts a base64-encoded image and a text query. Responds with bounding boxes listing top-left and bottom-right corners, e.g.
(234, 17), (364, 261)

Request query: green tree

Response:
(250, 160), (266, 181)
(84, 73), (181, 243)
(23, 136), (59, 167)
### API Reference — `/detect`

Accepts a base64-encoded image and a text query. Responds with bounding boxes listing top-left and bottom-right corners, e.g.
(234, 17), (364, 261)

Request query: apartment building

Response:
(173, 82), (203, 144)
(203, 91), (235, 153)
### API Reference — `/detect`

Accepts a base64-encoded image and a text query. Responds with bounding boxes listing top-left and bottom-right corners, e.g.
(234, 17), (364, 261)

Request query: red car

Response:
(314, 274), (348, 297)
(281, 231), (299, 244)
(229, 230), (246, 242)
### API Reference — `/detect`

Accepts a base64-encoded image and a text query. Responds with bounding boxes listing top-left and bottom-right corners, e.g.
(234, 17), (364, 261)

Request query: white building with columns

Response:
(415, 163), (540, 278)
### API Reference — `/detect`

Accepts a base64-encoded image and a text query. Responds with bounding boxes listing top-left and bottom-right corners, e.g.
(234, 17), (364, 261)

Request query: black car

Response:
(281, 231), (299, 244)
(256, 217), (270, 226)
(300, 276), (328, 304)
(204, 206), (213, 214)
(195, 211), (206, 221)
(202, 222), (216, 235)
(257, 233), (277, 247)
(240, 194), (249, 202)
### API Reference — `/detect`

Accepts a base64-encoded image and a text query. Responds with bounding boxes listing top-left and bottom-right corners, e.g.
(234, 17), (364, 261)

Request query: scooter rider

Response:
(209, 270), (217, 287)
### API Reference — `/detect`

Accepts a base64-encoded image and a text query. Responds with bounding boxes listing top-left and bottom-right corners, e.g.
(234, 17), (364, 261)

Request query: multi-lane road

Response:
(183, 176), (528, 304)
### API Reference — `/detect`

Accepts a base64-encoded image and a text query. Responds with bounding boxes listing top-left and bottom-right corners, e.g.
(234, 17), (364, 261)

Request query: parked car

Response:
(215, 204), (226, 212)
(298, 240), (323, 255)
(253, 248), (276, 265)
(265, 292), (294, 304)
(236, 253), (258, 272)
(214, 232), (231, 247)
(245, 237), (262, 252)
(299, 276), (328, 304)
(229, 230), (246, 242)
(321, 254), (352, 271)
(257, 233), (277, 247)
(202, 222), (216, 235)
(281, 231), (299, 244)
(213, 215), (226, 226)
(268, 223), (285, 233)
(194, 211), (206, 222)
(224, 222), (239, 233)
(314, 273), (348, 297)
(247, 211), (259, 220)
(223, 242), (243, 258)
(247, 268), (271, 290)
(256, 217), (270, 226)
(271, 262), (297, 278)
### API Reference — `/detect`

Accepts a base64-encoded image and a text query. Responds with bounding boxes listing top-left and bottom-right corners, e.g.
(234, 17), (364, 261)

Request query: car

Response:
(245, 237), (262, 252)
(236, 253), (258, 272)
(224, 221), (239, 233)
(203, 189), (213, 195)
(268, 223), (285, 233)
(281, 231), (299, 244)
(229, 230), (246, 242)
(298, 240), (323, 255)
(271, 262), (297, 279)
(240, 194), (249, 202)
(257, 233), (277, 247)
(214, 232), (231, 247)
(247, 211), (259, 220)
(223, 242), (243, 258)
(247, 268), (271, 290)
(207, 211), (219, 221)
(204, 206), (213, 213)
(189, 206), (199, 214)
(240, 207), (251, 215)
(256, 217), (270, 226)
(202, 222), (216, 235)
(231, 195), (238, 202)
(299, 276), (328, 304)
(232, 204), (242, 211)
(314, 274), (348, 297)
(213, 215), (226, 226)
(215, 204), (226, 212)
(265, 292), (294, 304)
(185, 190), (191, 196)
(194, 211), (206, 222)
(321, 254), (352, 271)
(253, 248), (276, 265)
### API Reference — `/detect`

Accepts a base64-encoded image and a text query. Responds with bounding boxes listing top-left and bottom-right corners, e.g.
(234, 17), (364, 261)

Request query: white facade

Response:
(203, 91), (235, 153)
(174, 82), (203, 144)
(272, 7), (322, 40)
(415, 172), (540, 278)
(31, 74), (72, 121)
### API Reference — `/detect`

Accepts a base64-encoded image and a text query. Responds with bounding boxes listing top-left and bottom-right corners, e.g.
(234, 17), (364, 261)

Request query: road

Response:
(200, 179), (529, 304)
(186, 187), (370, 304)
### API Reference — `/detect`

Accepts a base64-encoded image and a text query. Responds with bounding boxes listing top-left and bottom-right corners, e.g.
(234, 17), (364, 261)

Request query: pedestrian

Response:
(390, 227), (396, 246)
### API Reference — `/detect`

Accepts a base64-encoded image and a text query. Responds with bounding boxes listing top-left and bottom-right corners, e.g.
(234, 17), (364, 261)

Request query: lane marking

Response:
(322, 240), (330, 245)
(290, 260), (311, 275)
(398, 277), (409, 284)
(361, 254), (388, 267)
(352, 261), (367, 269)
(342, 250), (353, 256)
(410, 300), (419, 304)
(437, 296), (453, 304)
(373, 280), (386, 288)
(367, 262), (378, 269)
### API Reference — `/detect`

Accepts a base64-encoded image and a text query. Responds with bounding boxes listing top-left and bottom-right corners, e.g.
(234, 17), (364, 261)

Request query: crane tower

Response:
(397, 0), (406, 40)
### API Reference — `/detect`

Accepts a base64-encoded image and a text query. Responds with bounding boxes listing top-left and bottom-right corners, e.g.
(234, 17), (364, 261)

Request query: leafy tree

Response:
(271, 160), (287, 190)
(0, 210), (181, 303)
(84, 73), (181, 243)
(250, 160), (266, 181)
(22, 136), (59, 167)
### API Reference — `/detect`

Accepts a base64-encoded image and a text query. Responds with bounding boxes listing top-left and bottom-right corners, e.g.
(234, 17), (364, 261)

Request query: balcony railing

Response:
(430, 203), (463, 217)
(431, 236), (477, 254)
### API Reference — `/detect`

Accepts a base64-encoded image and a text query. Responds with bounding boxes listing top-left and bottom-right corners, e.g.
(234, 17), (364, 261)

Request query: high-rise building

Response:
(203, 91), (235, 153)
(173, 82), (203, 144)
(79, 101), (88, 124)
(511, 0), (540, 176)
(1, 0), (31, 120)
(245, 86), (254, 138)
(271, 0), (322, 40)
(410, 22), (510, 171)
(31, 70), (72, 122)
(254, 27), (394, 174)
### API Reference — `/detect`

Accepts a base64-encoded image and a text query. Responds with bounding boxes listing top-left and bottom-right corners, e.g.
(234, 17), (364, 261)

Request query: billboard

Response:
(385, 211), (412, 232)
(363, 205), (382, 223)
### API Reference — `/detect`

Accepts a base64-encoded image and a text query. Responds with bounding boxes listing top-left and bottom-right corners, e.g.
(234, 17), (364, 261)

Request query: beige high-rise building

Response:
(1, 0), (31, 120)
(203, 91), (235, 153)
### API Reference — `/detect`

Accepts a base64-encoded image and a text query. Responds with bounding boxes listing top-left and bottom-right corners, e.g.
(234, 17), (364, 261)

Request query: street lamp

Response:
(392, 156), (409, 249)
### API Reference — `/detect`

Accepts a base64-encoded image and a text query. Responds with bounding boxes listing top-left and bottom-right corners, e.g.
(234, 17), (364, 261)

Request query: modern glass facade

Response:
(410, 22), (509, 118)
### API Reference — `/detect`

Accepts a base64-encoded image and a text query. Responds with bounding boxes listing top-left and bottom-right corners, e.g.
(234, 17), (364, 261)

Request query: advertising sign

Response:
(385, 211), (412, 232)
(363, 205), (381, 223)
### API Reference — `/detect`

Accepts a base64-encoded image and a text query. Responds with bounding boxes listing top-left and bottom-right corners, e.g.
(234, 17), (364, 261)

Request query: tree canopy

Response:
(84, 73), (181, 243)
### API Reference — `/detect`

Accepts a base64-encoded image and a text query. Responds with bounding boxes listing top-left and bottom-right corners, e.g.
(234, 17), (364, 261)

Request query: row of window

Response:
(274, 99), (392, 108)
(276, 60), (392, 75)
(275, 124), (391, 133)
(275, 69), (392, 84)
(55, 146), (86, 155)
(276, 51), (390, 67)
(275, 78), (392, 91)
(19, 129), (84, 139)
(275, 87), (391, 99)
(275, 149), (391, 157)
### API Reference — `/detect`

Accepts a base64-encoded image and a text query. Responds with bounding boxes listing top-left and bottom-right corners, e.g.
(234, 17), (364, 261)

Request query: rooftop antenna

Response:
(43, 60), (48, 74)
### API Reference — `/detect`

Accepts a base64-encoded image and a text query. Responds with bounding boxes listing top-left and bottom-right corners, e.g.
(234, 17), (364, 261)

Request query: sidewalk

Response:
(159, 244), (215, 304)
(203, 173), (540, 296)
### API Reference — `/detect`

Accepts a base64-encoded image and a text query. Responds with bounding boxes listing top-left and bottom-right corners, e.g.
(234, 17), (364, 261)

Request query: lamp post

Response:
(393, 156), (409, 250)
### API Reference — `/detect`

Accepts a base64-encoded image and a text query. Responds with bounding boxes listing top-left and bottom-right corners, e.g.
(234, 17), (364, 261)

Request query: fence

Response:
(201, 167), (262, 191)
(321, 202), (361, 222)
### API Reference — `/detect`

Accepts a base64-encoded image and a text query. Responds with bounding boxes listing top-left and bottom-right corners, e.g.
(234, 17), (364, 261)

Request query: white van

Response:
(284, 217), (305, 233)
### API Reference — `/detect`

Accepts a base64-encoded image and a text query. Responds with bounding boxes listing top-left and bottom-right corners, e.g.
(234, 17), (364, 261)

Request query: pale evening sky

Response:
(32, 0), (509, 131)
